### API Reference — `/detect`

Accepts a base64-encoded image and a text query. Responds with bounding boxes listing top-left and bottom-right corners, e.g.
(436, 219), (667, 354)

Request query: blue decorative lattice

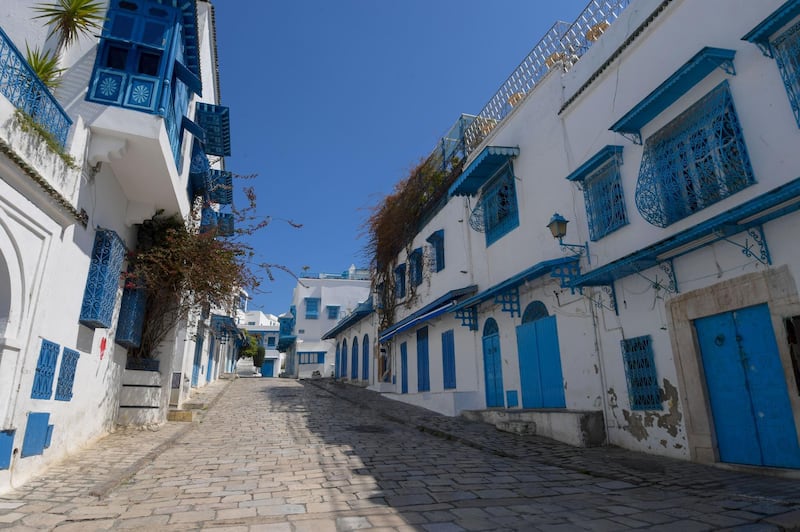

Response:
(494, 287), (520, 317)
(31, 339), (59, 400)
(483, 166), (519, 246)
(54, 348), (80, 401)
(209, 170), (233, 204)
(773, 20), (800, 127)
(620, 335), (662, 411)
(217, 213), (234, 237)
(550, 261), (581, 294)
(455, 306), (478, 331)
(116, 287), (147, 349)
(636, 81), (755, 228)
(80, 229), (126, 329)
(584, 157), (628, 240)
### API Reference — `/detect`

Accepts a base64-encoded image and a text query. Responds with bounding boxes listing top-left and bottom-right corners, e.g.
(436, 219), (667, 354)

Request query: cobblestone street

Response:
(1, 377), (800, 531)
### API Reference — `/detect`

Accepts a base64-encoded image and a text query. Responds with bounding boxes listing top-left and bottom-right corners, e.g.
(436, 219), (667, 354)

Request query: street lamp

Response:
(547, 213), (590, 264)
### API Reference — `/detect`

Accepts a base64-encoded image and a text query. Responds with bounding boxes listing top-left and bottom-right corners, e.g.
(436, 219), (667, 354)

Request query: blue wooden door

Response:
(206, 336), (215, 383)
(334, 344), (340, 379)
(695, 304), (800, 469)
(362, 335), (370, 381)
(400, 342), (408, 394)
(191, 335), (203, 387)
(261, 359), (274, 377)
(516, 315), (566, 408)
(482, 333), (504, 407)
(417, 327), (430, 392)
(341, 339), (348, 378)
(351, 338), (359, 380)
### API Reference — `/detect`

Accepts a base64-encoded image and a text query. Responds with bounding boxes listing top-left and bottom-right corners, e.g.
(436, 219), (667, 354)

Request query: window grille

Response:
(636, 81), (755, 228)
(482, 165), (519, 245)
(426, 230), (445, 272)
(55, 348), (80, 401)
(583, 157), (628, 240)
(305, 298), (320, 319)
(620, 335), (662, 410)
(409, 248), (423, 287)
(394, 264), (406, 299)
(116, 287), (146, 349)
(80, 229), (126, 329)
(772, 21), (800, 127)
(31, 339), (59, 400)
(327, 306), (340, 320)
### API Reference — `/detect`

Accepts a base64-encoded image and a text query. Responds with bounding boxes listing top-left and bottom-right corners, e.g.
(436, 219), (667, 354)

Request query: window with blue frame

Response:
(80, 229), (126, 329)
(305, 298), (320, 319)
(394, 264), (406, 299)
(31, 340), (59, 400)
(772, 20), (800, 127)
(54, 348), (80, 402)
(299, 352), (325, 364)
(568, 146), (628, 241)
(636, 81), (755, 228)
(327, 305), (340, 320)
(426, 230), (445, 272)
(482, 164), (519, 246)
(409, 248), (423, 287)
(620, 335), (662, 411)
(267, 336), (276, 347)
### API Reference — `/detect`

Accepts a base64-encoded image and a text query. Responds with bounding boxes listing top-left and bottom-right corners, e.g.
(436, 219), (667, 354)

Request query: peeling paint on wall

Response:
(607, 379), (684, 443)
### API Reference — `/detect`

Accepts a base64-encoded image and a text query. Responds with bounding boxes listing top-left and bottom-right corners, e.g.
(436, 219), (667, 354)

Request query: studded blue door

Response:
(482, 333), (504, 407)
(400, 342), (408, 394)
(695, 304), (800, 469)
(191, 335), (203, 387)
(516, 315), (566, 408)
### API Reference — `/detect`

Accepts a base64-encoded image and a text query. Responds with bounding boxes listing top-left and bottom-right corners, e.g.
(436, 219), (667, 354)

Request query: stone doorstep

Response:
(166, 410), (195, 422)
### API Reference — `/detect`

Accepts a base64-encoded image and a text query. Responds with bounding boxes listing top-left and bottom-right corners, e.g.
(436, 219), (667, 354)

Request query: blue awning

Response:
(448, 146), (519, 197)
(742, 0), (800, 56)
(610, 47), (736, 143)
(195, 103), (231, 157)
(379, 285), (477, 343)
(322, 299), (374, 340)
(565, 145), (623, 182)
(450, 257), (579, 313)
(571, 176), (800, 287)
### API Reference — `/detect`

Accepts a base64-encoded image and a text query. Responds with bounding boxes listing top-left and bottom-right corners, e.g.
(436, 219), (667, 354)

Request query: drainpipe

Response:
(588, 287), (612, 444)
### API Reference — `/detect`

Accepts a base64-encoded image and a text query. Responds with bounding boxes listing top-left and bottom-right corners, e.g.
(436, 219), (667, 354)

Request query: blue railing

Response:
(0, 26), (72, 147)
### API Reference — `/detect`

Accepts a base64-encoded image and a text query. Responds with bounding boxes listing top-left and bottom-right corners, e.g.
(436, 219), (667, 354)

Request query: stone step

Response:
(167, 409), (195, 422)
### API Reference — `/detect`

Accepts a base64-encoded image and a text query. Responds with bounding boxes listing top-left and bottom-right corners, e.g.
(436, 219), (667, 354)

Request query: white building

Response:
(278, 267), (371, 379)
(0, 0), (238, 492)
(337, 0), (800, 471)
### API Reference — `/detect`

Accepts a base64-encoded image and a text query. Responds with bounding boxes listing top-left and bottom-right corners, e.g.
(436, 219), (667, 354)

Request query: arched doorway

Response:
(351, 337), (359, 380)
(341, 338), (348, 378)
(362, 334), (369, 381)
(334, 342), (340, 378)
(482, 318), (504, 407)
(516, 301), (565, 408)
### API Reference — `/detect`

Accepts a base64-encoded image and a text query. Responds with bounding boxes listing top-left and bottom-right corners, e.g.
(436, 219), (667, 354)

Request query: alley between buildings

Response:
(1, 377), (799, 531)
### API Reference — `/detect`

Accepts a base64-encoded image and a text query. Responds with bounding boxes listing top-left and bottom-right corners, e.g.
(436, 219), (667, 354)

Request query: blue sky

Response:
(214, 0), (589, 316)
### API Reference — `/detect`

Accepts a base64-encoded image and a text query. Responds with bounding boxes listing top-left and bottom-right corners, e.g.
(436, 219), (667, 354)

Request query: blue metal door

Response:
(482, 332), (504, 407)
(191, 335), (203, 387)
(516, 315), (566, 408)
(261, 359), (274, 377)
(400, 342), (408, 394)
(695, 304), (800, 469)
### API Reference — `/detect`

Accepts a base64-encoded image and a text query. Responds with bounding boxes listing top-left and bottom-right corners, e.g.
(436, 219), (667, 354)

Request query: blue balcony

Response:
(0, 26), (72, 147)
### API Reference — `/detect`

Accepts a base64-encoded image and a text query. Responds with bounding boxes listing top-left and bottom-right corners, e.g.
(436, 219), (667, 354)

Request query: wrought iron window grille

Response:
(80, 229), (127, 329)
(482, 166), (520, 246)
(582, 157), (628, 241)
(620, 335), (662, 411)
(636, 81), (755, 228)
(771, 21), (800, 127)
(31, 339), (59, 400)
(54, 348), (80, 401)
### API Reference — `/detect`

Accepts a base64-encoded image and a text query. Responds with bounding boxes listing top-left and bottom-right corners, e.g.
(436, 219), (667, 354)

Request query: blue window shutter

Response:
(410, 248), (423, 287)
(426, 230), (445, 272)
(0, 430), (14, 470)
(620, 335), (662, 411)
(305, 298), (320, 319)
(54, 348), (80, 402)
(327, 306), (340, 320)
(317, 352), (325, 364)
(417, 327), (430, 392)
(394, 264), (406, 299)
(442, 329), (456, 389)
(483, 165), (520, 246)
(80, 229), (126, 329)
(21, 413), (50, 457)
(31, 340), (59, 400)
(116, 287), (146, 349)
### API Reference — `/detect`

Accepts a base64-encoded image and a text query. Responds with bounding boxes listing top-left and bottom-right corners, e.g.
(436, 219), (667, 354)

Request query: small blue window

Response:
(327, 305), (340, 320)
(442, 329), (456, 390)
(426, 230), (445, 272)
(409, 248), (423, 287)
(299, 352), (325, 364)
(620, 335), (662, 411)
(394, 264), (406, 299)
(483, 165), (519, 246)
(32, 340), (59, 400)
(568, 146), (628, 241)
(305, 298), (320, 319)
(54, 348), (80, 402)
(80, 229), (126, 329)
(267, 336), (276, 347)
(636, 81), (754, 228)
(772, 20), (800, 127)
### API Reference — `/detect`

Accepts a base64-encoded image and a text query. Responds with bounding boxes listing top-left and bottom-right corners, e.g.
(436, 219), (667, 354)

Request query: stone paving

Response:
(1, 377), (799, 531)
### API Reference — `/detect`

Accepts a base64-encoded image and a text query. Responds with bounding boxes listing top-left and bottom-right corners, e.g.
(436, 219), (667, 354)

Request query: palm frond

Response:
(33, 0), (106, 51)
(25, 43), (64, 89)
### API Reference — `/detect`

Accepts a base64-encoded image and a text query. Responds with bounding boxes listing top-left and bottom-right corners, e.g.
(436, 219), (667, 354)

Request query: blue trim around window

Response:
(54, 348), (80, 402)
(80, 229), (126, 329)
(771, 20), (800, 127)
(567, 146), (628, 240)
(31, 340), (59, 400)
(394, 263), (406, 299)
(305, 297), (320, 319)
(426, 230), (445, 272)
(409, 248), (423, 287)
(483, 164), (520, 246)
(621, 335), (662, 411)
(636, 81), (755, 228)
(326, 305), (340, 320)
(449, 146), (520, 197)
(298, 351), (325, 364)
